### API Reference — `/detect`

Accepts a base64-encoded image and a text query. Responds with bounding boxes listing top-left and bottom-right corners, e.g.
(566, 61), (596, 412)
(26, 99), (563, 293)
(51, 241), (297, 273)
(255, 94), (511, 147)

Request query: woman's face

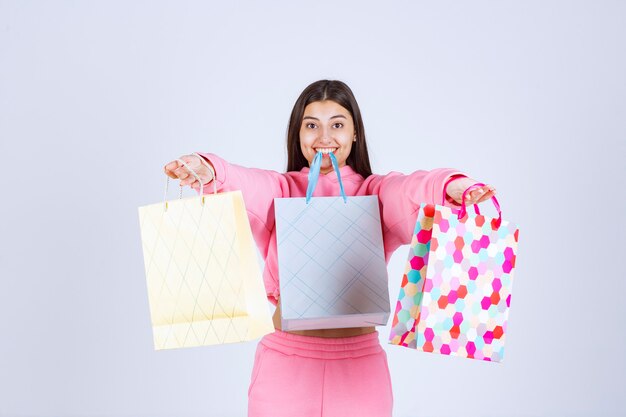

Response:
(299, 100), (355, 174)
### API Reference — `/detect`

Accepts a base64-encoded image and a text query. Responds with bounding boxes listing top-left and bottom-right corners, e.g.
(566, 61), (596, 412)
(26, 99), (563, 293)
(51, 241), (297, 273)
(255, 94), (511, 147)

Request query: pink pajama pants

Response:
(247, 330), (393, 417)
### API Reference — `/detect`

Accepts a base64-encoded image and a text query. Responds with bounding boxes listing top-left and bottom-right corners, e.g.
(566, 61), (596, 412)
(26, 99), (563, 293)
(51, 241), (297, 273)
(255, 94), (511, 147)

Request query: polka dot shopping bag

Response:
(389, 184), (519, 362)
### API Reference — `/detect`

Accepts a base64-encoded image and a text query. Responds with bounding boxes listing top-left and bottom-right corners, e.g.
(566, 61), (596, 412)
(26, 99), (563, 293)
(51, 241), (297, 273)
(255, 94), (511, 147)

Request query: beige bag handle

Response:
(163, 156), (216, 210)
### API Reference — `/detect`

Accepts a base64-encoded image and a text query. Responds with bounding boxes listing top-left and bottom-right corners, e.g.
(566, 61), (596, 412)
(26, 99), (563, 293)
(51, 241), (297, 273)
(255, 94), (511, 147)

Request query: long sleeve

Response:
(192, 152), (290, 259)
(361, 168), (467, 259)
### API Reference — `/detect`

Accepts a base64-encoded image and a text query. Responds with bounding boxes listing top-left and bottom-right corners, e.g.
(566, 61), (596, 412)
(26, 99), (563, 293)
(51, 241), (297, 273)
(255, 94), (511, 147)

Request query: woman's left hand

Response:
(446, 177), (496, 206)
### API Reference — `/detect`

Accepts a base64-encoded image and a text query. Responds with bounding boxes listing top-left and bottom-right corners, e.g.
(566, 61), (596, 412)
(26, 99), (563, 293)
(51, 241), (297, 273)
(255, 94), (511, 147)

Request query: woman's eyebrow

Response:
(302, 115), (347, 120)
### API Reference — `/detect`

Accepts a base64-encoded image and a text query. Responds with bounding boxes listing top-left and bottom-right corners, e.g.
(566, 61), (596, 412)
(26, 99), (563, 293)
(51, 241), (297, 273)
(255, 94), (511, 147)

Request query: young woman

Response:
(164, 80), (496, 417)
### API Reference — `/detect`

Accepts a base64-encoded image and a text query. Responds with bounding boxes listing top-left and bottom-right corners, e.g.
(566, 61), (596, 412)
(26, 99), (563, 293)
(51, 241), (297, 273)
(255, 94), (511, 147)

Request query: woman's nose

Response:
(318, 127), (332, 143)
(318, 136), (331, 145)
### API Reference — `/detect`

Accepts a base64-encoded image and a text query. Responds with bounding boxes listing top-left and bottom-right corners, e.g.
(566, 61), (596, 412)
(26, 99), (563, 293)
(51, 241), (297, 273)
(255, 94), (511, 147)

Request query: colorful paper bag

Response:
(389, 185), (519, 362)
(138, 163), (274, 350)
(274, 152), (390, 331)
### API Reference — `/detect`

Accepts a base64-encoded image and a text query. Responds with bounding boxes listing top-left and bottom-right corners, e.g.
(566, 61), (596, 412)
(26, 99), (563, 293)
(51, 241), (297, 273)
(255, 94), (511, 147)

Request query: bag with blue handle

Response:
(274, 151), (391, 331)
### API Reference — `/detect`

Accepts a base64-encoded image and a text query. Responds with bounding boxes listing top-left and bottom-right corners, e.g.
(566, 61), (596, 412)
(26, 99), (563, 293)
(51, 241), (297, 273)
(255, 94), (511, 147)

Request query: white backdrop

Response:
(1, 1), (624, 416)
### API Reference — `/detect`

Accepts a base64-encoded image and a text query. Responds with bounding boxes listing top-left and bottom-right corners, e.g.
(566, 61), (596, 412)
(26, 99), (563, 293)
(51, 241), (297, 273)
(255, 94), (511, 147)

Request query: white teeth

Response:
(316, 148), (337, 154)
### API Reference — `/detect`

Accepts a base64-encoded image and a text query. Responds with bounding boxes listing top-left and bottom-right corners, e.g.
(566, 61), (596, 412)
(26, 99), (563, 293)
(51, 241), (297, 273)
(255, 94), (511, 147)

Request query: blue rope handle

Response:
(305, 151), (348, 204)
(329, 152), (347, 203)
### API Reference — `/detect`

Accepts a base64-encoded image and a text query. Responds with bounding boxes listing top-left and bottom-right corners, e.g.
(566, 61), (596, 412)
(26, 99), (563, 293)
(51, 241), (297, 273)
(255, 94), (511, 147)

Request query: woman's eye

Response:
(333, 123), (344, 128)
(306, 123), (317, 129)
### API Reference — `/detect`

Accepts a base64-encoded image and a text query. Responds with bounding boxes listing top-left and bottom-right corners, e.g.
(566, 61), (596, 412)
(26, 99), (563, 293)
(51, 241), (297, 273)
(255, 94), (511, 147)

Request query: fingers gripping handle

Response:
(163, 158), (213, 210)
(458, 182), (502, 227)
(442, 176), (480, 215)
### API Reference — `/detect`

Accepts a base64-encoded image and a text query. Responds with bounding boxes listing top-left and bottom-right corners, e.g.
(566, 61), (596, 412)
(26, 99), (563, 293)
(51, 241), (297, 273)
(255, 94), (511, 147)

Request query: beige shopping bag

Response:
(138, 164), (274, 350)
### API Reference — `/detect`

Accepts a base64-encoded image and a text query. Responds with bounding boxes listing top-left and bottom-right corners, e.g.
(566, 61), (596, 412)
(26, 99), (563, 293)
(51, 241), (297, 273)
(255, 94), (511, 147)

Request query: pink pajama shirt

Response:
(194, 152), (466, 416)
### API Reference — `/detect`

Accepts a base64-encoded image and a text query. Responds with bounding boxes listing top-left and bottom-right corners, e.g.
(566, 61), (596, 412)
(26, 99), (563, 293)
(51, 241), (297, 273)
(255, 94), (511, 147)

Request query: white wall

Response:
(0, 1), (624, 416)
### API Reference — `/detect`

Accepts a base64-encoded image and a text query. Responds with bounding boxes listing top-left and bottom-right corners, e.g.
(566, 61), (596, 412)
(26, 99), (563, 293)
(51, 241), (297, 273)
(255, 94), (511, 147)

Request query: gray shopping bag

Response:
(274, 152), (390, 331)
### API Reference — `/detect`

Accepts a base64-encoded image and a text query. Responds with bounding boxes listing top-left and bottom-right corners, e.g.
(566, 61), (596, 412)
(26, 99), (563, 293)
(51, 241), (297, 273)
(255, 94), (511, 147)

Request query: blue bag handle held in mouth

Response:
(305, 151), (348, 204)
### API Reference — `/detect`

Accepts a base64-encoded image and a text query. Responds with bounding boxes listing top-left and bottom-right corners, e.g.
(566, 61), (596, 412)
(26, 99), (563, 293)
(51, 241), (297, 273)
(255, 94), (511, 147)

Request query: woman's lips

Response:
(314, 147), (338, 156)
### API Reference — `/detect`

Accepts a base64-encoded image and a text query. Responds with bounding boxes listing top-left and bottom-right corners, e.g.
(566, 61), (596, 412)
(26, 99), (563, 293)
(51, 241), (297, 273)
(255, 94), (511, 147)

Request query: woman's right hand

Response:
(163, 154), (214, 189)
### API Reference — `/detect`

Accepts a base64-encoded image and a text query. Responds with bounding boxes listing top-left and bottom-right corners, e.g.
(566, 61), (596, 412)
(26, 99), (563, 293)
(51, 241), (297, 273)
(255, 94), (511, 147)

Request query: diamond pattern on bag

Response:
(139, 193), (253, 349)
(275, 195), (389, 328)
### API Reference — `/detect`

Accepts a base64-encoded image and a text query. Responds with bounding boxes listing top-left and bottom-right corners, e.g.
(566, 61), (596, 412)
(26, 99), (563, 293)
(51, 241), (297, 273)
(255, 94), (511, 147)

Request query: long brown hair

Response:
(286, 80), (372, 178)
